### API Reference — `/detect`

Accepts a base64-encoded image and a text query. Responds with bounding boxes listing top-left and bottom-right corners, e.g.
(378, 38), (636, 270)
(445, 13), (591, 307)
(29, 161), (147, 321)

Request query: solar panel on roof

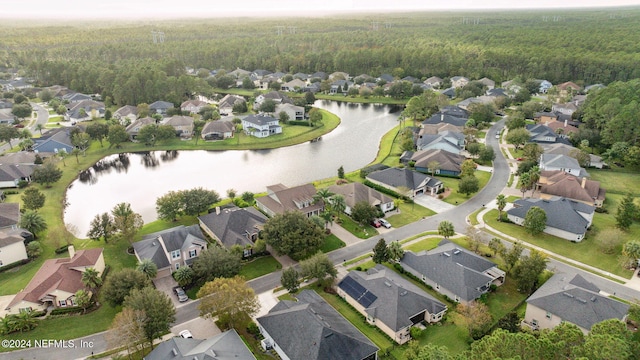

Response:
(339, 276), (367, 300)
(358, 291), (378, 308)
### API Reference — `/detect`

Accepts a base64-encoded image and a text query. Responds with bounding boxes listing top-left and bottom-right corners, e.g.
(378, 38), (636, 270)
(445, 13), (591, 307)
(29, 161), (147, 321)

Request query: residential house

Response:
(113, 105), (138, 124)
(478, 77), (495, 89)
(280, 78), (307, 92)
(557, 81), (581, 97)
(304, 82), (321, 93)
(534, 111), (559, 123)
(198, 206), (267, 256)
(329, 80), (354, 94)
(450, 76), (469, 88)
(440, 87), (456, 98)
(163, 115), (194, 137)
(144, 329), (256, 360)
(5, 247), (105, 314)
(62, 92), (92, 103)
(416, 130), (465, 154)
(254, 91), (293, 109)
(456, 97), (486, 110)
(180, 99), (208, 114)
(125, 117), (156, 141)
(251, 69), (272, 79)
(507, 197), (595, 241)
(292, 72), (310, 80)
(42, 85), (72, 99)
(377, 74), (395, 83)
(585, 84), (605, 92)
(424, 76), (443, 88)
(420, 122), (463, 136)
(256, 183), (324, 217)
(522, 273), (628, 334)
(338, 265), (447, 344)
(538, 80), (553, 94)
(32, 127), (75, 154)
(571, 95), (587, 107)
(65, 100), (105, 122)
(241, 114), (282, 138)
(486, 88), (507, 97)
(402, 76), (419, 83)
(329, 71), (350, 81)
(0, 152), (39, 166)
(149, 101), (174, 116)
(543, 143), (605, 169)
(0, 100), (12, 109)
(0, 203), (20, 229)
(400, 240), (505, 304)
(526, 124), (571, 145)
(0, 110), (14, 124)
(257, 290), (379, 360)
(0, 164), (36, 188)
(311, 71), (328, 80)
(366, 167), (443, 197)
(501, 80), (523, 93)
(0, 230), (27, 268)
(544, 119), (579, 136)
(228, 68), (251, 79)
(411, 149), (466, 177)
(539, 153), (589, 177)
(328, 182), (394, 215)
(440, 105), (469, 118)
(275, 103), (305, 121)
(421, 112), (468, 128)
(537, 170), (606, 207)
(201, 120), (234, 140)
(132, 225), (207, 278)
(551, 102), (578, 116)
(218, 94), (246, 115)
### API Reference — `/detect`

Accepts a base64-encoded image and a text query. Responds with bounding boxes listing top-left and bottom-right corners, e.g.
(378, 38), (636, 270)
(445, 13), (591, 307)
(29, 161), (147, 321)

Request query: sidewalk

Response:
(474, 207), (630, 284)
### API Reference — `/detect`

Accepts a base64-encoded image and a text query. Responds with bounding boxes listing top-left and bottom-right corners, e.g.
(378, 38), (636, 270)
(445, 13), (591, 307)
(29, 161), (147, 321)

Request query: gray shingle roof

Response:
(339, 265), (446, 332)
(133, 225), (206, 269)
(0, 202), (20, 228)
(149, 101), (174, 110)
(366, 167), (439, 192)
(540, 154), (589, 177)
(257, 290), (378, 360)
(144, 329), (256, 360)
(400, 240), (499, 302)
(198, 206), (266, 249)
(243, 114), (278, 126)
(507, 197), (594, 235)
(526, 273), (629, 331)
(422, 112), (468, 127)
(411, 149), (465, 173)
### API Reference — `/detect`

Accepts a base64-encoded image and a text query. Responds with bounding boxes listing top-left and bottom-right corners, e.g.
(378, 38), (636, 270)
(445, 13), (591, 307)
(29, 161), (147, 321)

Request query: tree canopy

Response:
(261, 211), (325, 260)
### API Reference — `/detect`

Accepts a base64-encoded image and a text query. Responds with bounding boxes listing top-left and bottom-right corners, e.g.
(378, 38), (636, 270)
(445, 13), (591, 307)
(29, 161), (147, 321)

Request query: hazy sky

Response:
(2, 0), (639, 19)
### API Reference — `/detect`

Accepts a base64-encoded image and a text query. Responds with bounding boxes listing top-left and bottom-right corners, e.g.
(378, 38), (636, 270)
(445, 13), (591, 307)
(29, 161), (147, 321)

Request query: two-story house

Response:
(256, 183), (324, 217)
(241, 114), (282, 138)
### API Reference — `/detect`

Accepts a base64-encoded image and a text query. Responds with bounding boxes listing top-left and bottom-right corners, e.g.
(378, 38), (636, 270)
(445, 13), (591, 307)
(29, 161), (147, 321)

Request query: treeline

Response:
(1, 8), (639, 98)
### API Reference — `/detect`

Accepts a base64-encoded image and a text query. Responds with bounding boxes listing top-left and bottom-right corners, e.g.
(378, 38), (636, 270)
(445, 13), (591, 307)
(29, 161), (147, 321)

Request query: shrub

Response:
(54, 245), (69, 254)
(247, 321), (260, 335)
(17, 180), (28, 188)
(0, 258), (30, 273)
(490, 284), (498, 292)
(410, 326), (422, 339)
(50, 306), (84, 316)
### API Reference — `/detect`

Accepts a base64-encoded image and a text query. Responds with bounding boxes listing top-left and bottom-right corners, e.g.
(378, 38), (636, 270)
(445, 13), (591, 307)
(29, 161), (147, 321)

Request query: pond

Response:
(64, 101), (401, 235)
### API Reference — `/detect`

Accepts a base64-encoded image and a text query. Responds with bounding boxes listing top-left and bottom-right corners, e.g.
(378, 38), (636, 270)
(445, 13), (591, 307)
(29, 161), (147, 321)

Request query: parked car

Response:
(173, 286), (189, 302)
(371, 219), (381, 228)
(378, 218), (391, 229)
(179, 329), (193, 338)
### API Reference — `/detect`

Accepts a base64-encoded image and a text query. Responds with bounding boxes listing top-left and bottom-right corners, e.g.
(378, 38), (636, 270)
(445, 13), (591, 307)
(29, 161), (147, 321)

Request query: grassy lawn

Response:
(588, 169), (640, 195)
(48, 115), (63, 123)
(483, 209), (633, 278)
(438, 170), (491, 205)
(468, 208), (483, 226)
(337, 214), (377, 239)
(403, 236), (442, 253)
(484, 280), (527, 321)
(406, 321), (470, 356)
(344, 253), (373, 266)
(321, 234), (346, 253)
(505, 195), (520, 203)
(239, 256), (281, 280)
(507, 173), (514, 187)
(386, 202), (436, 227)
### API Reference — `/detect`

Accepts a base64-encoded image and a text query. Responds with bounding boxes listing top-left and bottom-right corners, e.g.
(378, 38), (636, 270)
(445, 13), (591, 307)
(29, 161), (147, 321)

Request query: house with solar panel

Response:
(337, 265), (447, 344)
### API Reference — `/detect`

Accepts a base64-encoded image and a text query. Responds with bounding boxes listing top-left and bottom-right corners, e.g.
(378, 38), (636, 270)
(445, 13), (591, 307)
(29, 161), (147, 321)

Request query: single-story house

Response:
(0, 230), (27, 268)
(423, 76), (443, 88)
(329, 80), (354, 94)
(132, 225), (207, 278)
(411, 149), (466, 177)
(162, 115), (194, 137)
(338, 265), (447, 344)
(149, 101), (174, 115)
(440, 105), (469, 118)
(507, 197), (595, 242)
(0, 109), (14, 124)
(180, 99), (208, 114)
(542, 143), (605, 169)
(241, 114), (282, 138)
(218, 94), (246, 115)
(478, 77), (495, 89)
(280, 78), (307, 92)
(65, 100), (105, 122)
(366, 167), (443, 197)
(5, 247), (104, 315)
(144, 329), (256, 360)
(275, 103), (305, 121)
(257, 290), (379, 360)
(328, 182), (394, 215)
(0, 203), (20, 229)
(201, 120), (234, 140)
(125, 117), (156, 141)
(440, 87), (456, 98)
(527, 124), (572, 145)
(416, 130), (465, 154)
(551, 103), (578, 116)
(522, 273), (628, 334)
(254, 91), (293, 109)
(228, 68), (251, 79)
(421, 112), (468, 127)
(32, 127), (75, 154)
(198, 206), (267, 256)
(539, 153), (589, 178)
(256, 183), (324, 218)
(113, 105), (138, 125)
(400, 240), (505, 304)
(451, 76), (469, 88)
(0, 164), (36, 188)
(61, 92), (92, 103)
(538, 170), (605, 207)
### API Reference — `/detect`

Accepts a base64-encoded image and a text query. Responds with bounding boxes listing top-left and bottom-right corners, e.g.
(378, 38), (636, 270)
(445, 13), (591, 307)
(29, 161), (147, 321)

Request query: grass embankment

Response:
(386, 202), (436, 228)
(438, 170), (492, 205)
(320, 234), (346, 253)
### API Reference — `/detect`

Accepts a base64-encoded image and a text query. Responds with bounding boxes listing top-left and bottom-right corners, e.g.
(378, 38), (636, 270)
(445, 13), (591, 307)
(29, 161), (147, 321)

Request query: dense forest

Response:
(1, 7), (640, 105)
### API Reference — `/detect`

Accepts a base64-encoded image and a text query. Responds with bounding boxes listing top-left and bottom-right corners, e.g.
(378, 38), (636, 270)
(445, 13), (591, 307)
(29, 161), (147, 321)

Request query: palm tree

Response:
(81, 267), (102, 294)
(35, 123), (44, 135)
(496, 194), (507, 221)
(518, 172), (531, 199)
(136, 258), (158, 279)
(321, 211), (334, 229)
(18, 210), (47, 238)
(313, 188), (333, 207)
(331, 194), (347, 218)
(14, 311), (37, 333)
(528, 166), (541, 197)
(71, 148), (82, 164)
(58, 150), (68, 166)
(387, 241), (404, 262)
(173, 266), (195, 287)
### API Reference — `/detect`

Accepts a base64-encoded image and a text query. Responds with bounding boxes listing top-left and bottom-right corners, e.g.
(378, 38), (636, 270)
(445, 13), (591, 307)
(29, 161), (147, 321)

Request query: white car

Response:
(179, 329), (193, 338)
(378, 218), (391, 229)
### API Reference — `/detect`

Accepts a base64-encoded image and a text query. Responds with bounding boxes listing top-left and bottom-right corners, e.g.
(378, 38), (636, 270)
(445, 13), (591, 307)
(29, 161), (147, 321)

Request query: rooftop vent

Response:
(384, 281), (392, 287)
(562, 292), (574, 298)
(400, 291), (408, 296)
(443, 252), (451, 257)
(577, 298), (587, 304)
(172, 348), (178, 356)
(590, 296), (596, 302)
(152, 241), (157, 246)
(453, 249), (461, 255)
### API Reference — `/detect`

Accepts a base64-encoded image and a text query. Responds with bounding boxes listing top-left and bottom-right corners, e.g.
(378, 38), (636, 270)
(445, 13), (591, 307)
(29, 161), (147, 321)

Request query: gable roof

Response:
(416, 130), (465, 152)
(260, 91), (293, 104)
(424, 76), (443, 85)
(422, 112), (468, 127)
(544, 120), (579, 135)
(410, 149), (465, 173)
(114, 105), (138, 118)
(527, 273), (628, 331)
(0, 163), (37, 183)
(202, 120), (234, 135)
(0, 229), (25, 248)
(257, 290), (378, 360)
(366, 167), (438, 191)
(126, 117), (156, 135)
(133, 225), (206, 269)
(539, 171), (605, 204)
(218, 94), (246, 109)
(66, 99), (105, 119)
(198, 206), (267, 249)
(243, 114), (278, 127)
(339, 265), (446, 331)
(328, 182), (393, 210)
(400, 240), (500, 302)
(540, 153), (589, 176)
(542, 143), (603, 166)
(557, 81), (581, 91)
(32, 128), (74, 153)
(62, 92), (92, 102)
(507, 197), (595, 235)
(164, 115), (194, 127)
(149, 101), (174, 110)
(0, 202), (20, 228)
(256, 183), (323, 215)
(144, 329), (256, 360)
(7, 248), (103, 309)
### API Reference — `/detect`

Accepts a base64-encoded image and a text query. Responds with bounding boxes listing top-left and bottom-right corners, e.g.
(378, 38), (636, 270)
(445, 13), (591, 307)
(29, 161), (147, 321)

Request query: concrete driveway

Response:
(153, 275), (185, 308)
(413, 194), (456, 213)
(171, 316), (221, 339)
(0, 295), (16, 317)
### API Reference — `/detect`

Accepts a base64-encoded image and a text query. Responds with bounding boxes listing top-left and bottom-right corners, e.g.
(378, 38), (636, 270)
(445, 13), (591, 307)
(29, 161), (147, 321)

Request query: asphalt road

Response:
(5, 118), (640, 360)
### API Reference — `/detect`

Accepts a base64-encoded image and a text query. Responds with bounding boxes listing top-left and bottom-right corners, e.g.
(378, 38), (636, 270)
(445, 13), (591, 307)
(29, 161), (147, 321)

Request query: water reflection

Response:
(78, 153), (131, 184)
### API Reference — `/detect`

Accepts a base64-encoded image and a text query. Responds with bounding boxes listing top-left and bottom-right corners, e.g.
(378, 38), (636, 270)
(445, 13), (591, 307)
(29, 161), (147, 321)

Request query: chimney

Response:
(68, 245), (76, 259)
(581, 177), (587, 189)
(215, 206), (220, 215)
(564, 119), (568, 127)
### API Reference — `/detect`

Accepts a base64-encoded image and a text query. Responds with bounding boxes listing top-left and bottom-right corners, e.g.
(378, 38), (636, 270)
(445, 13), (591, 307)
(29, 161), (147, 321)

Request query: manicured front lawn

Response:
(239, 255), (281, 280)
(439, 170), (491, 205)
(321, 234), (346, 253)
(386, 202), (436, 227)
(588, 169), (640, 195)
(505, 195), (520, 203)
(483, 209), (633, 278)
(337, 214), (377, 239)
(403, 236), (442, 253)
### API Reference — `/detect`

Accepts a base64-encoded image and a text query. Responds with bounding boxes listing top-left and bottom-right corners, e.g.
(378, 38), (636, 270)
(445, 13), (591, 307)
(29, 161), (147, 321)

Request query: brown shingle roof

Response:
(539, 171), (605, 204)
(410, 149), (465, 173)
(328, 182), (393, 210)
(545, 120), (579, 135)
(257, 184), (323, 215)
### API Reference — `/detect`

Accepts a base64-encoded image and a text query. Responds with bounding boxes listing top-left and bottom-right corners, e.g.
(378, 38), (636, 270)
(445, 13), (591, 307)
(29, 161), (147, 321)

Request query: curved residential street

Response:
(5, 119), (640, 360)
